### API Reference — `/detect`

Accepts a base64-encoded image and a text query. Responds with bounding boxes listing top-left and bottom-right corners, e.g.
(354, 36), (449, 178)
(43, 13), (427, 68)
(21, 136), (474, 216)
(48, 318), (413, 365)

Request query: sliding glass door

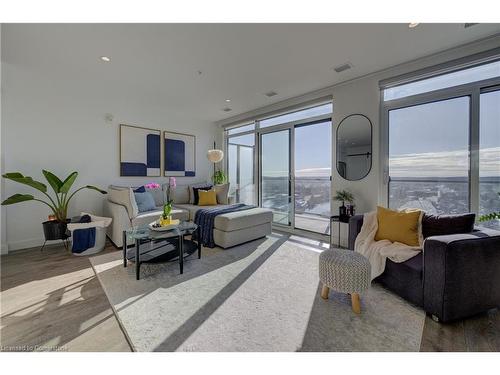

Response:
(294, 121), (331, 234)
(260, 129), (292, 226)
(226, 102), (333, 236)
(259, 121), (332, 233)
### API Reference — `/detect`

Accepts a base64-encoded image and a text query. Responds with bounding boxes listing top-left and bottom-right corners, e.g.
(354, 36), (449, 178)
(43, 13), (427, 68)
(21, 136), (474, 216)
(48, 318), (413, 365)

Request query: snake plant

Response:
(1, 170), (107, 222)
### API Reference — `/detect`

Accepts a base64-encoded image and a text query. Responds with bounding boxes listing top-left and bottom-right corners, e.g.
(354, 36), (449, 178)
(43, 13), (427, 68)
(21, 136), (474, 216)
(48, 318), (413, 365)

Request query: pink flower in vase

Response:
(166, 177), (177, 202)
(145, 182), (160, 189)
(169, 177), (176, 189)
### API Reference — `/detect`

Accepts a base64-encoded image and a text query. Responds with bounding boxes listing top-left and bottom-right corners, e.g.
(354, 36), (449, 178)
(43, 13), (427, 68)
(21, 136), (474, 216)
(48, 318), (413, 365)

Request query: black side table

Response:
(330, 215), (350, 248)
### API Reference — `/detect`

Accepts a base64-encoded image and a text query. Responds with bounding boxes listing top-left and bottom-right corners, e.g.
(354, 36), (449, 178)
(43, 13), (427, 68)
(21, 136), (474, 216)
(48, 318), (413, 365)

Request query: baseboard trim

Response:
(7, 237), (64, 252)
(1, 242), (8, 255)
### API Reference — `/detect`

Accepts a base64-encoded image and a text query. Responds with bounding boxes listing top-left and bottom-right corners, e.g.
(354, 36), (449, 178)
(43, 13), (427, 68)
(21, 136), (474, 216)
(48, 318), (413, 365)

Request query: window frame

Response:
(223, 101), (333, 211)
(380, 60), (500, 215)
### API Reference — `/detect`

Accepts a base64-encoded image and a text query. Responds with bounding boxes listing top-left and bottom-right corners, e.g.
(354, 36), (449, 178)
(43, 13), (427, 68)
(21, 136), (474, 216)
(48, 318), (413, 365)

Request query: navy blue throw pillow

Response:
(422, 213), (476, 238)
(134, 186), (146, 193)
(193, 185), (213, 205)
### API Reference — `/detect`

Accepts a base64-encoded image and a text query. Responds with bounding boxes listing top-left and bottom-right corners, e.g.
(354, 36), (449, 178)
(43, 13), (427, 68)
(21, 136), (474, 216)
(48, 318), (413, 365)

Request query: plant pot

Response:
(42, 220), (69, 241)
(339, 204), (347, 217)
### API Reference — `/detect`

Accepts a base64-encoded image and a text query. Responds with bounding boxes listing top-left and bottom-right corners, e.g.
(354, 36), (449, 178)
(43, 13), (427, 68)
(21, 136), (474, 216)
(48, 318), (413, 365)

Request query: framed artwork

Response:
(163, 131), (196, 177)
(120, 124), (161, 177)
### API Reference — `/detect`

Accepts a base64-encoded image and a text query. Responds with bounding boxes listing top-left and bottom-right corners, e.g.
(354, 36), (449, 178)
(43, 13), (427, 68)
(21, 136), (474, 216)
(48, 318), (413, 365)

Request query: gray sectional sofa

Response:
(103, 182), (272, 249)
(348, 214), (500, 322)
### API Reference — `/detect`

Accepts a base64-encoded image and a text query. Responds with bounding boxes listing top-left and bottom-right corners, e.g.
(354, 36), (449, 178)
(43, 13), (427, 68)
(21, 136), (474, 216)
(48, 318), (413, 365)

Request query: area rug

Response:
(90, 233), (425, 351)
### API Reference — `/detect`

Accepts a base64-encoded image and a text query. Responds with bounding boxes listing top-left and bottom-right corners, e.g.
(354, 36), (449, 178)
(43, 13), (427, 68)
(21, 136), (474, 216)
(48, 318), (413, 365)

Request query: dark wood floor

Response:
(420, 310), (500, 351)
(1, 241), (499, 352)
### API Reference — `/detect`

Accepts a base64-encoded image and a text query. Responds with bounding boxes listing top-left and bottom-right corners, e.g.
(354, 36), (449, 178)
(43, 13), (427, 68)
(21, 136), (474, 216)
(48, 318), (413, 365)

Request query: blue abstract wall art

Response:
(120, 124), (161, 177)
(164, 131), (196, 177)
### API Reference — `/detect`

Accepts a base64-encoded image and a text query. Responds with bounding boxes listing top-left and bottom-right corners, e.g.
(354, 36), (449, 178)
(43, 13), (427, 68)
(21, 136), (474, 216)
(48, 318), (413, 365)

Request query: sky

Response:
(261, 120), (332, 177)
(390, 90), (499, 177)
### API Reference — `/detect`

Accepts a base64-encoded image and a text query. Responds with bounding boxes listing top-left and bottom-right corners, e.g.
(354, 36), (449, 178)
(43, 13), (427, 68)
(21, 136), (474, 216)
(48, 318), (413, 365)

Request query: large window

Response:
(227, 123), (255, 135)
(260, 103), (332, 128)
(227, 133), (255, 205)
(384, 56), (500, 224)
(384, 60), (500, 101)
(480, 89), (500, 229)
(389, 97), (470, 214)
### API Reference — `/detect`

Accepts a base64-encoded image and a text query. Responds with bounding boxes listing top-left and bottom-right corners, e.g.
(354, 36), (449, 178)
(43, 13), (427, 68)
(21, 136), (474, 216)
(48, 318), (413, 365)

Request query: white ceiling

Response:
(3, 23), (500, 122)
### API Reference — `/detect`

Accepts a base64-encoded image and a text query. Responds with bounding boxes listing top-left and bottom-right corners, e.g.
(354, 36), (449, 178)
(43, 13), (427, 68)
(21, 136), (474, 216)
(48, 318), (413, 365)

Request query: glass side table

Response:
(123, 221), (200, 280)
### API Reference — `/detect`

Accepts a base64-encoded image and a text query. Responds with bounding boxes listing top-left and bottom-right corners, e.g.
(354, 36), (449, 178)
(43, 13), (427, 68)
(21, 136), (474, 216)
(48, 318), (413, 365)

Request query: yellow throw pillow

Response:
(375, 206), (421, 246)
(197, 190), (217, 206)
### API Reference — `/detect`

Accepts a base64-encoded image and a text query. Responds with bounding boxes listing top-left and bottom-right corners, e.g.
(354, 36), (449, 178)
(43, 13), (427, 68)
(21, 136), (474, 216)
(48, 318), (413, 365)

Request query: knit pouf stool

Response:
(319, 248), (371, 314)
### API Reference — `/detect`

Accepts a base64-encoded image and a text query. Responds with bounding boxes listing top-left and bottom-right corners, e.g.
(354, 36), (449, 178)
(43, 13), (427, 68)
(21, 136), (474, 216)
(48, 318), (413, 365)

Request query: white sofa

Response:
(103, 183), (272, 248)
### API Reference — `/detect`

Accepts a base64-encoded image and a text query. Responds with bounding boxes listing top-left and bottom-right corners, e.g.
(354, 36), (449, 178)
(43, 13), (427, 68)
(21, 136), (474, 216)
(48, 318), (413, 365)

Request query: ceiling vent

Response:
(464, 23), (479, 28)
(333, 62), (353, 73)
(222, 107), (232, 112)
(264, 91), (278, 98)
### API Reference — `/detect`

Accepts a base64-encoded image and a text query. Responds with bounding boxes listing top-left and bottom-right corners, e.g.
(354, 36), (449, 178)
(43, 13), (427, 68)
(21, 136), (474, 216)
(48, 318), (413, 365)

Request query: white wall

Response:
(331, 78), (380, 214)
(1, 52), (217, 252)
(0, 25), (7, 254)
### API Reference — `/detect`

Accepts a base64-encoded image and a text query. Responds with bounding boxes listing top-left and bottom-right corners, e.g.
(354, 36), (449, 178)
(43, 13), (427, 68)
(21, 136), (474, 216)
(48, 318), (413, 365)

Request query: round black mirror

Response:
(336, 114), (372, 181)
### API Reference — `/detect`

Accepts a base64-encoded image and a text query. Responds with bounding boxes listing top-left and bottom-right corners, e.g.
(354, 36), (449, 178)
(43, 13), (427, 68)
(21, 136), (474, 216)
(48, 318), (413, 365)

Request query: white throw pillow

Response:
(107, 186), (138, 218)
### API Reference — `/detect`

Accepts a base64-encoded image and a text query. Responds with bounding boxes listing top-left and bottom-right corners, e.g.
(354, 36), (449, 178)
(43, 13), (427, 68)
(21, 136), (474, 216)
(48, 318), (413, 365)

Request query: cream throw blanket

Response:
(354, 211), (422, 280)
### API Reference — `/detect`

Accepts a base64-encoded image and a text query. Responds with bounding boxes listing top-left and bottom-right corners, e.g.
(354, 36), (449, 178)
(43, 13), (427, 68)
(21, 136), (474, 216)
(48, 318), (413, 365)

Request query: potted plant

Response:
(1, 170), (107, 241)
(158, 177), (177, 226)
(212, 170), (227, 185)
(479, 192), (500, 224)
(333, 190), (355, 218)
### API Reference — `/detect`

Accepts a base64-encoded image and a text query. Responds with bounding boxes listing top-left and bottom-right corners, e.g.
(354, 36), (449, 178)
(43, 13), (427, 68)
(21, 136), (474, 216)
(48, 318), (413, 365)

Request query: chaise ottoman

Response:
(213, 208), (273, 248)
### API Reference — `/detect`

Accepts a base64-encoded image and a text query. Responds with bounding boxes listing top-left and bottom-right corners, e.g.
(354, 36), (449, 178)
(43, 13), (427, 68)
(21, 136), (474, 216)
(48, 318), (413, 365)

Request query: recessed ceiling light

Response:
(225, 99), (231, 102)
(222, 107), (232, 112)
(408, 23), (419, 28)
(264, 91), (278, 98)
(100, 56), (111, 62)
